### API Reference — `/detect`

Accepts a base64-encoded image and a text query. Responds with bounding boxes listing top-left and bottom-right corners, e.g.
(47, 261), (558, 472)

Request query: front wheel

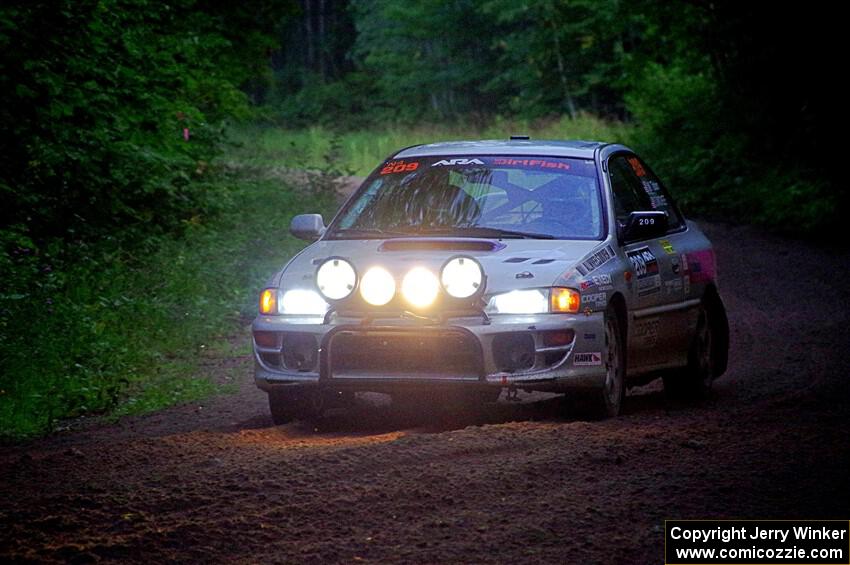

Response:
(268, 389), (325, 425)
(568, 306), (625, 419)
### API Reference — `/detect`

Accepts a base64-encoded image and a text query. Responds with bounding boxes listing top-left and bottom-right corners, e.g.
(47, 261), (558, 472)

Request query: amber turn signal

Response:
(259, 288), (278, 315)
(550, 287), (580, 313)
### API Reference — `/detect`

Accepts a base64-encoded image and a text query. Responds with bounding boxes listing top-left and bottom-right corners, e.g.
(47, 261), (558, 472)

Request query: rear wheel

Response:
(664, 302), (715, 399)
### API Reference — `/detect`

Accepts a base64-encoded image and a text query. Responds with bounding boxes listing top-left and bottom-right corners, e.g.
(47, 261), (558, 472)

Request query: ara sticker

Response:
(576, 245), (616, 276)
(380, 160), (419, 175)
(660, 239), (675, 255)
(574, 352), (602, 366)
(431, 158), (484, 167)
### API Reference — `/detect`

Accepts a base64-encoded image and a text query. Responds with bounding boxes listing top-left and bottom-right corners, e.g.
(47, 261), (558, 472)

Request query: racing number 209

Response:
(638, 218), (655, 226)
(380, 161), (419, 175)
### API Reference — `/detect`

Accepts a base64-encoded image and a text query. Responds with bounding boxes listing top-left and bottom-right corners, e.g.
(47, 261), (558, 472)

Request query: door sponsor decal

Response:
(627, 246), (661, 297)
(685, 249), (716, 283)
(574, 352), (602, 366)
(634, 317), (660, 347)
(576, 245), (616, 276)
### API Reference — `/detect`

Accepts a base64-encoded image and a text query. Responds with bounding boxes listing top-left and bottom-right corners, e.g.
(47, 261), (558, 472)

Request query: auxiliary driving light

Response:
(401, 267), (440, 309)
(316, 258), (356, 300)
(360, 267), (396, 306)
(441, 256), (484, 298)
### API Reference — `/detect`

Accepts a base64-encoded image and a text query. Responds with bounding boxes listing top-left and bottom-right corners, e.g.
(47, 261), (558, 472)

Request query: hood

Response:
(277, 237), (603, 294)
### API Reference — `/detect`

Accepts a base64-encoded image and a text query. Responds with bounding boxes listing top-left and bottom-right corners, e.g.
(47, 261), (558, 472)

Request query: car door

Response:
(607, 153), (689, 370)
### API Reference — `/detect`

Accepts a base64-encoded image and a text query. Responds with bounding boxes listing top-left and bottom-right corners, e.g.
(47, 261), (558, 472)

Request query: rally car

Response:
(252, 138), (729, 422)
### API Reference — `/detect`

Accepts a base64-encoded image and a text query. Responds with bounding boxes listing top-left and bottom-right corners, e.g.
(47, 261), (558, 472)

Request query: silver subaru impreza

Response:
(252, 139), (729, 422)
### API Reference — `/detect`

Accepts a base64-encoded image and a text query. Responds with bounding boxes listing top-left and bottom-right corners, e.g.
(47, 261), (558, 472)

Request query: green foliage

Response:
(0, 0), (295, 438)
(0, 161), (333, 438)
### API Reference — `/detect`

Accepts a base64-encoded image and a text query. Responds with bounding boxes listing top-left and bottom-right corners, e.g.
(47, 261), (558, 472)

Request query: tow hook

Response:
(506, 386), (520, 402)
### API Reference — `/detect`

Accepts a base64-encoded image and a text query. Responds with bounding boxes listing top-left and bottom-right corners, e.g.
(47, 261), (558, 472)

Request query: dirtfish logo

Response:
(432, 158), (485, 167)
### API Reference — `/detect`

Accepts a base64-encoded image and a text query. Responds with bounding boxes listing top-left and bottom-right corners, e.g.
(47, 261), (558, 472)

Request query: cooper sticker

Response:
(431, 158), (484, 167)
(576, 245), (616, 276)
(574, 352), (602, 366)
(581, 292), (607, 308)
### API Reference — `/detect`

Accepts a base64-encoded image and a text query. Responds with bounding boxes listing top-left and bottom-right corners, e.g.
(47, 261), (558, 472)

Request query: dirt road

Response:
(2, 222), (849, 564)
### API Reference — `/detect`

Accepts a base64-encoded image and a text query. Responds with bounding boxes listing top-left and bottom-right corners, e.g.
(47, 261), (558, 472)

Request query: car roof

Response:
(393, 139), (608, 160)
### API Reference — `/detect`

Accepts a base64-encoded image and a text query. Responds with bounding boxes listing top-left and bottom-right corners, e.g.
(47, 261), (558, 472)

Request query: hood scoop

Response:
(379, 238), (506, 252)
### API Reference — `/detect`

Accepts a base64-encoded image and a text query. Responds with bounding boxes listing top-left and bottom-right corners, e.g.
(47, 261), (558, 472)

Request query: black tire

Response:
(568, 305), (626, 419)
(663, 301), (715, 400)
(268, 388), (324, 425)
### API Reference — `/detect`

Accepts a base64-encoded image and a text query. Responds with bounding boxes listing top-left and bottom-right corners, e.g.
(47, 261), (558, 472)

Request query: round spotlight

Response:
(401, 267), (440, 309)
(360, 267), (396, 306)
(441, 256), (484, 298)
(316, 258), (356, 300)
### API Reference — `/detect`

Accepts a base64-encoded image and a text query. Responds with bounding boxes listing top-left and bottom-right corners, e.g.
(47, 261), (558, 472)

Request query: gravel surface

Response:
(2, 222), (849, 564)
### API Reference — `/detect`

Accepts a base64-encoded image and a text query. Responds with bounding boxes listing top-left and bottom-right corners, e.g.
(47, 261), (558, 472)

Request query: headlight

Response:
(360, 267), (396, 306)
(441, 256), (484, 298)
(485, 287), (580, 314)
(401, 267), (440, 309)
(280, 289), (328, 315)
(316, 258), (356, 300)
(486, 289), (548, 314)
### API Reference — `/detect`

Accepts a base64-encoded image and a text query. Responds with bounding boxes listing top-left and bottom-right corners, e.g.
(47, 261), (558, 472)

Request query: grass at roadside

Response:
(0, 157), (336, 439)
(232, 114), (631, 176)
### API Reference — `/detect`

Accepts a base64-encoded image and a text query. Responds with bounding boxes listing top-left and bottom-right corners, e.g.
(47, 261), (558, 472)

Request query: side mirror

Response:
(290, 214), (326, 241)
(620, 211), (668, 242)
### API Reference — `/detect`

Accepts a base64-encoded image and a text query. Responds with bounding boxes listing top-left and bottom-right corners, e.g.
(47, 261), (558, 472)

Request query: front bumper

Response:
(252, 312), (607, 393)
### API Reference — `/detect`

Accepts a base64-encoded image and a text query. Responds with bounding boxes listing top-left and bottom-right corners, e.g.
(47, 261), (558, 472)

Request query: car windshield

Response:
(326, 155), (603, 240)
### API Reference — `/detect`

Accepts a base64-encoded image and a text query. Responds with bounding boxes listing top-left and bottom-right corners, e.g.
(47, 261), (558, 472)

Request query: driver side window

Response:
(608, 155), (647, 223)
(608, 154), (684, 230)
